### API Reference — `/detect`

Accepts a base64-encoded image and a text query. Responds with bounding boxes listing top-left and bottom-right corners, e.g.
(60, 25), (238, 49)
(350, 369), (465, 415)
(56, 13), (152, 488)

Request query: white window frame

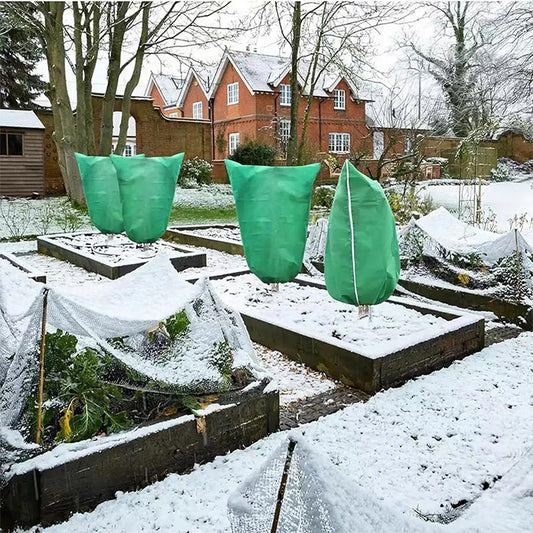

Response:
(404, 136), (413, 153)
(280, 84), (291, 106)
(192, 101), (203, 119)
(229, 133), (240, 155)
(333, 89), (346, 110)
(124, 144), (135, 157)
(279, 120), (291, 147)
(227, 82), (239, 105)
(328, 132), (350, 154)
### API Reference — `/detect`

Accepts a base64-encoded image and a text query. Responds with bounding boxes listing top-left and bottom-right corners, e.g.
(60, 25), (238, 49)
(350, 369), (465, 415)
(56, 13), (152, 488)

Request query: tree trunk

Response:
(99, 2), (129, 155)
(286, 1), (301, 166)
(43, 2), (84, 204)
(115, 4), (149, 154)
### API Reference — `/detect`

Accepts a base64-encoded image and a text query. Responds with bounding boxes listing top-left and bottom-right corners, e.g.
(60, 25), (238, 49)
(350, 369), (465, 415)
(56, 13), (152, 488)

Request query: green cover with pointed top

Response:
(75, 153), (145, 234)
(110, 153), (184, 243)
(225, 159), (320, 283)
(324, 161), (400, 305)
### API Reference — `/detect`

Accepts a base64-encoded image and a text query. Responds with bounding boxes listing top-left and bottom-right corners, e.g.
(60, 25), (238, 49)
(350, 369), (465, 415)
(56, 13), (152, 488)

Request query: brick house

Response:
(176, 67), (212, 121)
(177, 50), (372, 161)
(145, 73), (184, 117)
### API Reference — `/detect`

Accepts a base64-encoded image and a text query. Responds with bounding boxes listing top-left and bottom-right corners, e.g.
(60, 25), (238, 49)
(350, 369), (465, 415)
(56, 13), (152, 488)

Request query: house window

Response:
(0, 132), (23, 156)
(334, 89), (345, 110)
(328, 133), (350, 154)
(227, 82), (239, 105)
(229, 133), (240, 155)
(280, 84), (291, 106)
(279, 120), (291, 149)
(373, 131), (384, 159)
(124, 144), (134, 157)
(192, 102), (203, 119)
(405, 136), (412, 153)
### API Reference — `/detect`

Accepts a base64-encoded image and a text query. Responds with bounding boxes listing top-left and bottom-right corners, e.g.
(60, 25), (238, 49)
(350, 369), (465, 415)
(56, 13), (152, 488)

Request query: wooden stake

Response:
(35, 289), (49, 445)
(271, 438), (296, 533)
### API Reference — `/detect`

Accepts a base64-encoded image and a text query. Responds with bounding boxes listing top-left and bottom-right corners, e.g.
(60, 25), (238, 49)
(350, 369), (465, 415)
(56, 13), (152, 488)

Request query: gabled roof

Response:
(0, 109), (45, 130)
(176, 66), (214, 108)
(207, 49), (363, 101)
(145, 73), (184, 106)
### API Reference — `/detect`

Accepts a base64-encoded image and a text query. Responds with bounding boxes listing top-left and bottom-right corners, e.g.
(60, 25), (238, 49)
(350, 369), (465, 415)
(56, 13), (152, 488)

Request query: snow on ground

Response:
(211, 273), (451, 357)
(253, 343), (336, 405)
(187, 226), (241, 242)
(173, 184), (235, 208)
(27, 332), (533, 533)
(418, 179), (533, 233)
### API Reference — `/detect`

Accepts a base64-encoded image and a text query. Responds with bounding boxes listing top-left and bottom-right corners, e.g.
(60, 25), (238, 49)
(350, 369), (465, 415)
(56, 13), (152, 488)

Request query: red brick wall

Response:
(37, 96), (212, 196)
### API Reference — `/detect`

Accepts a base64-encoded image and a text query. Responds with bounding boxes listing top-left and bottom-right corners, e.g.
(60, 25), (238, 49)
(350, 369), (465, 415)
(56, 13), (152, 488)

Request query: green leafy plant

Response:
(312, 185), (336, 209)
(229, 141), (276, 166)
(178, 157), (213, 188)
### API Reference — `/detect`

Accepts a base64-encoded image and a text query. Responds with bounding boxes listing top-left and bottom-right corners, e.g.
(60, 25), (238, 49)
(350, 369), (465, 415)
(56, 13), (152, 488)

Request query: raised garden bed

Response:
(37, 232), (207, 279)
(205, 273), (484, 394)
(0, 252), (46, 283)
(398, 277), (533, 330)
(164, 224), (243, 256)
(0, 379), (278, 531)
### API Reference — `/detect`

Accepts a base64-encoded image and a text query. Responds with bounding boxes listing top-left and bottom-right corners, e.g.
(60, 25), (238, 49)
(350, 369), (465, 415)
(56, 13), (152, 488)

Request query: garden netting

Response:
(0, 254), (265, 473)
(227, 436), (427, 533)
(399, 207), (533, 301)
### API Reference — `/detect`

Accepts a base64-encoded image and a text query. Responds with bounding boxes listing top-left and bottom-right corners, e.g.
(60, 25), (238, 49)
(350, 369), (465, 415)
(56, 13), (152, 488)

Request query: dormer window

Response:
(280, 84), (291, 106)
(227, 82), (239, 105)
(334, 89), (346, 110)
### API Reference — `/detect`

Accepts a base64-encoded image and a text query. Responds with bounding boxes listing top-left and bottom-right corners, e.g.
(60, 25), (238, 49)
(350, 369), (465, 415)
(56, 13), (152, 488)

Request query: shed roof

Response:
(0, 109), (45, 130)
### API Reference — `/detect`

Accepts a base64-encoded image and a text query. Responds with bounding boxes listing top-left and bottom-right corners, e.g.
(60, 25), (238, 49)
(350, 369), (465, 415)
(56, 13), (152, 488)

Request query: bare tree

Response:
(6, 1), (235, 204)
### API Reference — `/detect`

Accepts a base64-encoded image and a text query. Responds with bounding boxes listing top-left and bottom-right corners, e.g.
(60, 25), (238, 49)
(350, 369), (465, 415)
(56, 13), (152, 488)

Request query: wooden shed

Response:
(0, 109), (45, 197)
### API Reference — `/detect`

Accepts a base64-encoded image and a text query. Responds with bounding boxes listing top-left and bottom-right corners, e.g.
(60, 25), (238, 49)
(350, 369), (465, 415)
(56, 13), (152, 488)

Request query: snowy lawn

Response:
(25, 332), (533, 533)
(0, 185), (236, 241)
(418, 180), (533, 233)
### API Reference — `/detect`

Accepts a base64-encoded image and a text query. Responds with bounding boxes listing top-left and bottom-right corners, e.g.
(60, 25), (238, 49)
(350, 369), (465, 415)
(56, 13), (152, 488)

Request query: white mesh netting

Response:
(228, 437), (428, 533)
(0, 253), (265, 469)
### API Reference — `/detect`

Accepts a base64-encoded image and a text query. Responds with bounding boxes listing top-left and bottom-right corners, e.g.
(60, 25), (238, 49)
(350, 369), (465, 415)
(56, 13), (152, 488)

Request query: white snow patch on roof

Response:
(0, 110), (45, 130)
(152, 74), (184, 105)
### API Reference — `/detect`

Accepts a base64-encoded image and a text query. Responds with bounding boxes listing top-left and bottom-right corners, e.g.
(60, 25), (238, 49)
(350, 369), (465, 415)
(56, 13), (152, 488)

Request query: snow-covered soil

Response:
(211, 274), (451, 357)
(186, 226), (242, 242)
(253, 343), (336, 405)
(6, 241), (247, 286)
(418, 179), (533, 233)
(42, 233), (190, 264)
(27, 332), (533, 533)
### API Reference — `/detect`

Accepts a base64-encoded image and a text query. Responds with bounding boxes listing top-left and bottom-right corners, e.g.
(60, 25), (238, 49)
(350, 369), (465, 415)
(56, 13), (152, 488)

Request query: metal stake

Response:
(271, 438), (297, 533)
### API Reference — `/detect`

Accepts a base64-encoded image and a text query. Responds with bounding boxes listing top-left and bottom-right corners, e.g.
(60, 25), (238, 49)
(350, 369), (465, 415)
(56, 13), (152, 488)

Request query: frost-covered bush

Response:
(229, 141), (276, 166)
(179, 158), (213, 188)
(424, 157), (449, 178)
(386, 189), (435, 225)
(490, 161), (512, 182)
(312, 185), (336, 209)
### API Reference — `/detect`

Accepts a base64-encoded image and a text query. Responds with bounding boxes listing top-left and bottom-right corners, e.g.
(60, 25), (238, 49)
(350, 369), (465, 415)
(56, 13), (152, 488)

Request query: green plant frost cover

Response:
(325, 161), (400, 305)
(225, 159), (319, 283)
(75, 153), (145, 234)
(110, 153), (184, 243)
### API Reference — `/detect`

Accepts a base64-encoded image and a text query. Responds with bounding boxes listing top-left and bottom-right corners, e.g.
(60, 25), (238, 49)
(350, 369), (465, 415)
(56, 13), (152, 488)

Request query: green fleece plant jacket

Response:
(110, 153), (184, 243)
(324, 160), (400, 305)
(75, 153), (145, 234)
(225, 160), (320, 283)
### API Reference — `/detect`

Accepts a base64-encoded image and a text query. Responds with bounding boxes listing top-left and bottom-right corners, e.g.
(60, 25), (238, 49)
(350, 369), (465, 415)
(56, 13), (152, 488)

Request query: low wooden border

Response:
(0, 252), (47, 283)
(398, 278), (533, 330)
(37, 232), (207, 279)
(195, 271), (485, 394)
(0, 380), (278, 531)
(164, 224), (244, 256)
